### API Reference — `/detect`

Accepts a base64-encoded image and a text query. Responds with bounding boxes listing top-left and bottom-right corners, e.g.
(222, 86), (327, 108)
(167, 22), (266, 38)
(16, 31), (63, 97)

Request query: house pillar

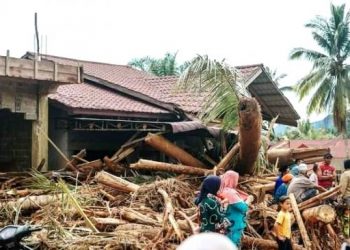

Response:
(32, 84), (49, 171)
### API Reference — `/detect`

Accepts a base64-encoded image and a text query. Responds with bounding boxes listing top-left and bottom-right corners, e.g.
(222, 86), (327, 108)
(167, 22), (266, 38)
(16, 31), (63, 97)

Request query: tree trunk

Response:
(235, 97), (262, 175)
(94, 171), (139, 193)
(289, 193), (312, 250)
(130, 159), (211, 176)
(0, 194), (63, 210)
(298, 186), (340, 210)
(302, 205), (335, 223)
(145, 133), (206, 168)
(242, 235), (305, 250)
(267, 147), (330, 167)
(216, 143), (240, 173)
(77, 159), (103, 172)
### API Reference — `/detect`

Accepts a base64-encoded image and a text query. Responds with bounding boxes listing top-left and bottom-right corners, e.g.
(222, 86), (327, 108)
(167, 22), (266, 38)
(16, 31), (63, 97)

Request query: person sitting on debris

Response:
(275, 174), (293, 202)
(273, 196), (292, 250)
(309, 163), (319, 185)
(290, 159), (302, 176)
(340, 160), (350, 238)
(287, 164), (326, 203)
(274, 165), (289, 197)
(195, 175), (229, 233)
(318, 153), (336, 189)
(217, 171), (254, 247)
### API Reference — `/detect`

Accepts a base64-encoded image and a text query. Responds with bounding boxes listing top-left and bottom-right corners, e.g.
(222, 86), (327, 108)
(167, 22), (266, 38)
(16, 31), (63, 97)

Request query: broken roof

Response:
(22, 52), (299, 125)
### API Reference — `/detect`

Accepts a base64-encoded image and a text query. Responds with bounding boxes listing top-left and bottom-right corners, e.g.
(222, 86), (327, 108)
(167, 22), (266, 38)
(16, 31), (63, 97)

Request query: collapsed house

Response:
(19, 52), (299, 171)
(0, 53), (81, 171)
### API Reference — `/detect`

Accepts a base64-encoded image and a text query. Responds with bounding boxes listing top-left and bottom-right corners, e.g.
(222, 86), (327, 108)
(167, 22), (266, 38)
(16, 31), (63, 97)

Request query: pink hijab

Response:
(218, 170), (245, 204)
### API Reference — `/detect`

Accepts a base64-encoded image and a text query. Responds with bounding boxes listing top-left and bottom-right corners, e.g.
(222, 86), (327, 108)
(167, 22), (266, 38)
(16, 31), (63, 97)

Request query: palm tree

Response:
(265, 67), (293, 92)
(128, 52), (189, 76)
(290, 4), (350, 134)
(177, 55), (247, 129)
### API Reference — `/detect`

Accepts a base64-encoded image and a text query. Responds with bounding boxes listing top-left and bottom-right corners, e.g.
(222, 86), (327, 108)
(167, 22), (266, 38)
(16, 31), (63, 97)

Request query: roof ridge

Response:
(25, 51), (133, 68)
(235, 63), (263, 69)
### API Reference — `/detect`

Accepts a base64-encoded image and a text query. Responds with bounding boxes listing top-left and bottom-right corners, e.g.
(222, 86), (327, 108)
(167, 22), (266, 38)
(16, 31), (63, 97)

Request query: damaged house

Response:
(17, 52), (299, 170)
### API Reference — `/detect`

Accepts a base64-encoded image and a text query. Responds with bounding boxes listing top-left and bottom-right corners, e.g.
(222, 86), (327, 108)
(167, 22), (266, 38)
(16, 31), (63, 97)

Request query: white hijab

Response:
(177, 232), (237, 250)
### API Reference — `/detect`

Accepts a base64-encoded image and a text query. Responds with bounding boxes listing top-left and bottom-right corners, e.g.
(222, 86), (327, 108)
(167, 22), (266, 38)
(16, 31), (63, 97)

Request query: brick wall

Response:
(0, 111), (32, 171)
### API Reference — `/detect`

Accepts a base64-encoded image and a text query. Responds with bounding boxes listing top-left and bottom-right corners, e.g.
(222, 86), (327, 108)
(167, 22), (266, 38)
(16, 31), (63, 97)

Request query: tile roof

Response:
(23, 53), (298, 125)
(49, 83), (170, 115)
(273, 139), (350, 159)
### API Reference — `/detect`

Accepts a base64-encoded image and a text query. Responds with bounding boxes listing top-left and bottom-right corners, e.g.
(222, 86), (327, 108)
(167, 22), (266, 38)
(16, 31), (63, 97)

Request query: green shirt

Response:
(199, 195), (225, 232)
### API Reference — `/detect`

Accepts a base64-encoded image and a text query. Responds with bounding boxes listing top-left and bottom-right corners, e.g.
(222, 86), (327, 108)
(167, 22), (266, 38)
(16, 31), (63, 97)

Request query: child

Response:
(274, 196), (292, 250)
(195, 175), (229, 233)
(309, 163), (319, 185)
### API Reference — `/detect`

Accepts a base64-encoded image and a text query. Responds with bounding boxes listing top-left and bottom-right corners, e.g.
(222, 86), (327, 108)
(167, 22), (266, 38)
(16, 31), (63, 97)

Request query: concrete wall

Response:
(0, 111), (32, 171)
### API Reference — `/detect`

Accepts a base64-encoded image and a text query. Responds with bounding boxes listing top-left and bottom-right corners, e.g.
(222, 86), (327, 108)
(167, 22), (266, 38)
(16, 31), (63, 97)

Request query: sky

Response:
(1, 0), (349, 122)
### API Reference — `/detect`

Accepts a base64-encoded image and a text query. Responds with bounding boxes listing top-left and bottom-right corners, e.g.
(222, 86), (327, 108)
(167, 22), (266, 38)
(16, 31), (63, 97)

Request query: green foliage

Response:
(290, 3), (350, 134)
(128, 52), (190, 76)
(177, 55), (246, 130)
(282, 119), (336, 139)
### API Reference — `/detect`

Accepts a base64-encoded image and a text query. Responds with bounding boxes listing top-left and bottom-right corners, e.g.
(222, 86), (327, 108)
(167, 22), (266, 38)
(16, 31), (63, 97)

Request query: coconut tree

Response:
(128, 52), (189, 76)
(290, 3), (350, 134)
(177, 55), (261, 175)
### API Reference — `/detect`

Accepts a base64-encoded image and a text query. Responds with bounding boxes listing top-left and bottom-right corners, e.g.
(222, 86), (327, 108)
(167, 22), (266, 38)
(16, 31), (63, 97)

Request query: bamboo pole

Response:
(289, 193), (312, 250)
(130, 159), (211, 176)
(95, 171), (140, 193)
(145, 133), (207, 168)
(0, 194), (63, 210)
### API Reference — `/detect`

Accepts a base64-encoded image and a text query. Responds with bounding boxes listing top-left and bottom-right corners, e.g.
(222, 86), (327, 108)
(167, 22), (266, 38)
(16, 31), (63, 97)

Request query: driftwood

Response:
(298, 186), (340, 210)
(0, 194), (63, 210)
(289, 193), (312, 250)
(302, 205), (335, 223)
(236, 97), (262, 174)
(77, 159), (103, 172)
(94, 171), (139, 193)
(130, 159), (211, 176)
(158, 188), (184, 240)
(242, 235), (305, 250)
(145, 133), (206, 168)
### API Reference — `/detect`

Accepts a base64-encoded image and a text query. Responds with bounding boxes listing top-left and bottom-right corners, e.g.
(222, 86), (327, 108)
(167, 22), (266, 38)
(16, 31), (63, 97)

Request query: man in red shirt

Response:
(318, 153), (336, 189)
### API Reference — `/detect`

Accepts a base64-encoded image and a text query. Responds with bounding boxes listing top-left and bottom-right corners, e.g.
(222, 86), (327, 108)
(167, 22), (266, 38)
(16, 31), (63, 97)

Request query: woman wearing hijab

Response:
(217, 171), (253, 247)
(195, 175), (228, 233)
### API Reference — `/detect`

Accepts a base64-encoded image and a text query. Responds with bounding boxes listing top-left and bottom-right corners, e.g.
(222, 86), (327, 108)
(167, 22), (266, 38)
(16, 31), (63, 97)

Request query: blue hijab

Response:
(195, 175), (221, 205)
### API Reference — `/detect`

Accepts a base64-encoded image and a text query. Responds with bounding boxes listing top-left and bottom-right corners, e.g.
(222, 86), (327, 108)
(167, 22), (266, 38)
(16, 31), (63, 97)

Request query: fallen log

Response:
(130, 159), (211, 176)
(289, 193), (312, 250)
(0, 194), (63, 210)
(215, 143), (240, 173)
(267, 147), (330, 167)
(302, 205), (335, 223)
(298, 186), (340, 210)
(95, 171), (139, 193)
(145, 133), (207, 168)
(235, 97), (262, 175)
(77, 159), (103, 172)
(251, 182), (275, 192)
(120, 207), (160, 226)
(242, 235), (305, 250)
